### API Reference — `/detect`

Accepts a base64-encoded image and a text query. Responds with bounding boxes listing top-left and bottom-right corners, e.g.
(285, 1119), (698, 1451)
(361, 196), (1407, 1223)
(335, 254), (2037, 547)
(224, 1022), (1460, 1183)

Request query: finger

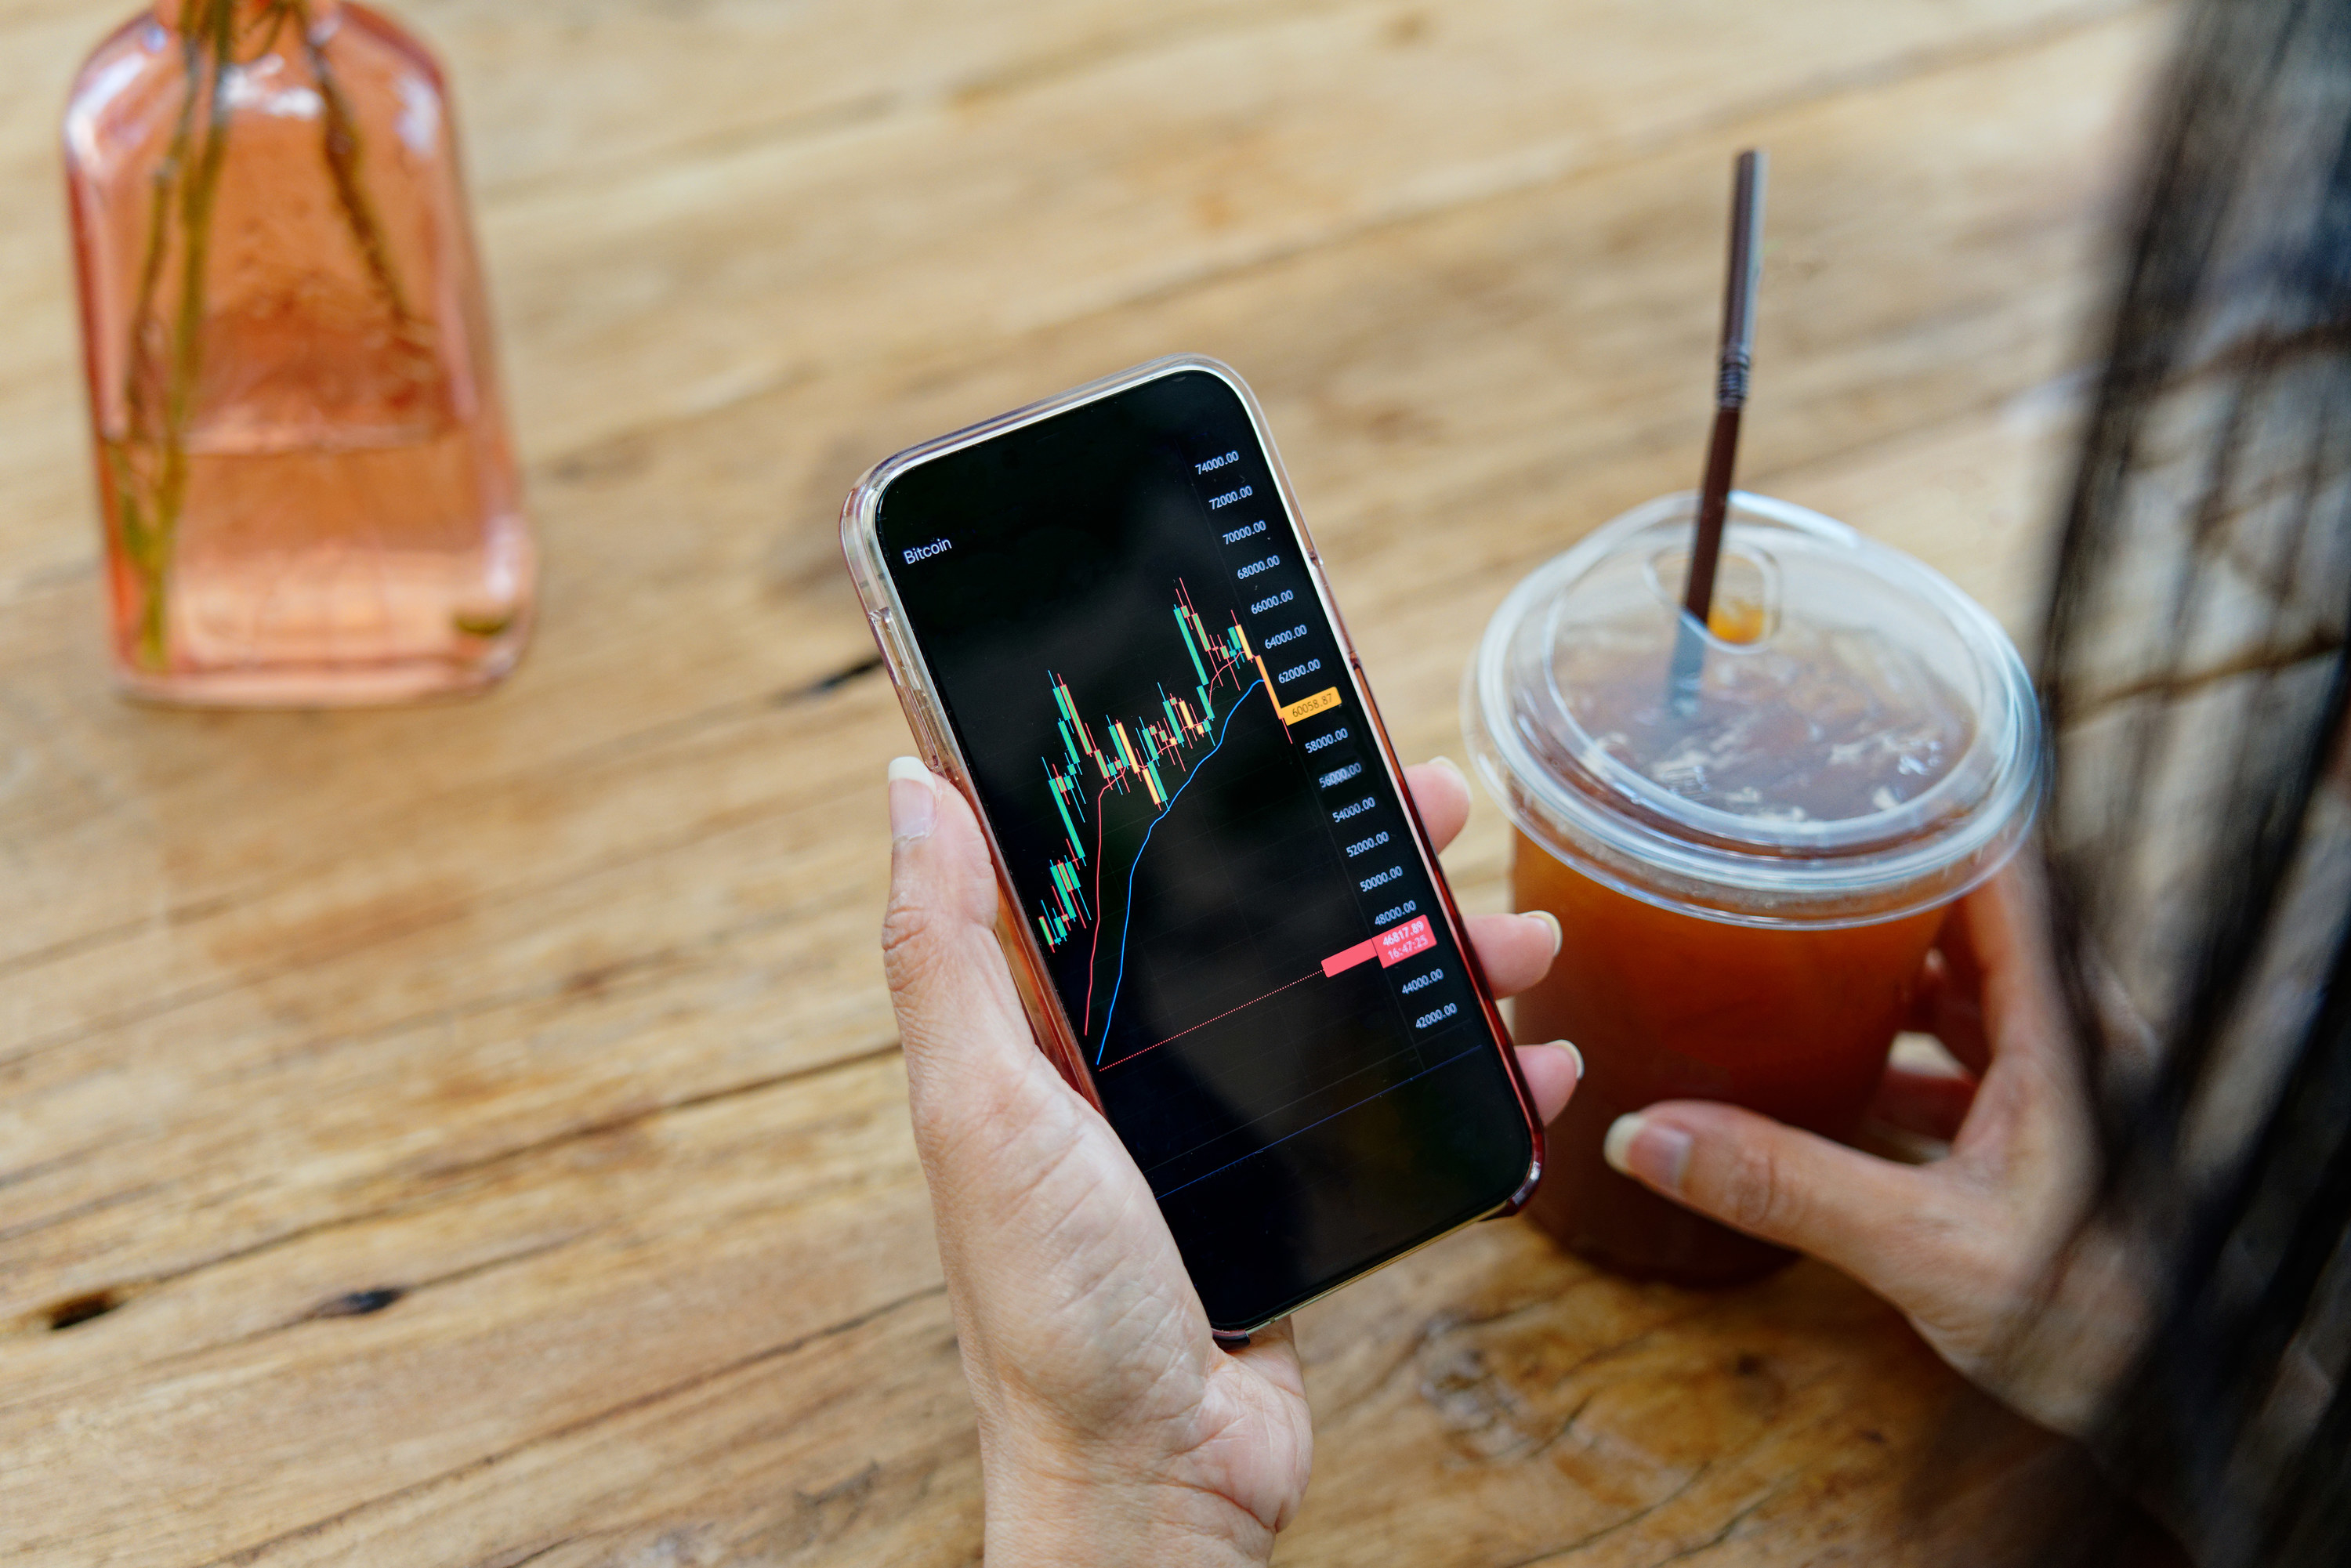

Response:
(1907, 944), (1992, 1076)
(1944, 864), (2068, 1077)
(1220, 1313), (1304, 1392)
(1404, 757), (1473, 853)
(1865, 1063), (1978, 1143)
(1467, 909), (1563, 998)
(1513, 1041), (1583, 1125)
(1210, 1314), (1312, 1532)
(882, 759), (1038, 1083)
(1602, 1100), (1934, 1287)
(1903, 949), (1940, 1035)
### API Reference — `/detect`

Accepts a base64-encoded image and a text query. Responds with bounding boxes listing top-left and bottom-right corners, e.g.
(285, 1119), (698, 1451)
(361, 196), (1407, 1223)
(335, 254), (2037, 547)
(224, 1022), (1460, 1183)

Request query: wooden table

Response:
(2, 2), (2172, 1562)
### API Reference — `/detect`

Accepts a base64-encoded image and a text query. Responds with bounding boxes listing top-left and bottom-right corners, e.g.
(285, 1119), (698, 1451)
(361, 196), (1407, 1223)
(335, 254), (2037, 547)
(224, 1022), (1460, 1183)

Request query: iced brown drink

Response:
(1466, 492), (2039, 1284)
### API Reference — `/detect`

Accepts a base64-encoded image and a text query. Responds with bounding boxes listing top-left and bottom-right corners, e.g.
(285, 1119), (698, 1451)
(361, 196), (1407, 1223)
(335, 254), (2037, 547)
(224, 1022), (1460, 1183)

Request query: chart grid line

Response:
(1150, 1045), (1481, 1200)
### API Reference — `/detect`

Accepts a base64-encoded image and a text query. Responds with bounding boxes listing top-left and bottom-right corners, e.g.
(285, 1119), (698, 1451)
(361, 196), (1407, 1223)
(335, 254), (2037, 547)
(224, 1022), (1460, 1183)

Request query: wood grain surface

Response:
(2, 2), (2174, 1563)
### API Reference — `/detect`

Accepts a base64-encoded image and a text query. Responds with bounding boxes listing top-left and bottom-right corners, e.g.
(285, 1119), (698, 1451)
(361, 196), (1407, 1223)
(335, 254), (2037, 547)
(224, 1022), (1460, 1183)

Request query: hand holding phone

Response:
(852, 356), (1581, 1559)
(882, 752), (1580, 1563)
(848, 357), (1558, 1332)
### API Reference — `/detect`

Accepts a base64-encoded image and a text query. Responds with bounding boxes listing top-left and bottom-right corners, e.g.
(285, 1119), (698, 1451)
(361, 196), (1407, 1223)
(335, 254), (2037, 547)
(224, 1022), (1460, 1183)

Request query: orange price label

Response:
(1278, 686), (1342, 726)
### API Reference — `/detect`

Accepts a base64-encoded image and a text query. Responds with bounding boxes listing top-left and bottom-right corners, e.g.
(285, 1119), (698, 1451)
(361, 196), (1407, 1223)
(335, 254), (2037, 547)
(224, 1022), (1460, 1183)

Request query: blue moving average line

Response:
(1094, 676), (1264, 1065)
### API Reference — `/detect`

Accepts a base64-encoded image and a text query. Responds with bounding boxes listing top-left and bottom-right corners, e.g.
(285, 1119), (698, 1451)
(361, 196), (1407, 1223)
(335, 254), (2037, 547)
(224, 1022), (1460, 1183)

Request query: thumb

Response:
(881, 757), (1034, 1084)
(1603, 1101), (1935, 1290)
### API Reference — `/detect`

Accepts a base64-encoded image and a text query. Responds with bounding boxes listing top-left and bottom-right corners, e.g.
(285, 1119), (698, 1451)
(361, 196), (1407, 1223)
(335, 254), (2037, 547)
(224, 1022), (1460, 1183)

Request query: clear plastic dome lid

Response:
(1464, 492), (2042, 926)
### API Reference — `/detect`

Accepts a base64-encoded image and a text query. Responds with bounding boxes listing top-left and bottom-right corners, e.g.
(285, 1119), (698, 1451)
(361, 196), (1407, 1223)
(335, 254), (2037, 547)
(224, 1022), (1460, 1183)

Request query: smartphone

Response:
(842, 356), (1542, 1333)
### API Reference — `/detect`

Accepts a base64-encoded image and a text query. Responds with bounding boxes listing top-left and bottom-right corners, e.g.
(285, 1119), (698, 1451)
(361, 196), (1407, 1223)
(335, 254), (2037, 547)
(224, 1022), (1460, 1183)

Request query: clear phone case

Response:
(839, 355), (1542, 1239)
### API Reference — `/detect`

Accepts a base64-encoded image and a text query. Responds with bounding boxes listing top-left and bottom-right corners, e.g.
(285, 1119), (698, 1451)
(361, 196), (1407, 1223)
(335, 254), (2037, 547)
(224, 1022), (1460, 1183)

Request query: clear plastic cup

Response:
(1464, 491), (2041, 1284)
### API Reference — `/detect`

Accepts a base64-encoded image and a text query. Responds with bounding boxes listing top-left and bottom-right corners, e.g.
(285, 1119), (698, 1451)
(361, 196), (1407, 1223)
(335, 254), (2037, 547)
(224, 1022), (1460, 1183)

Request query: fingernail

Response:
(1603, 1112), (1693, 1193)
(1559, 1040), (1584, 1079)
(887, 756), (936, 842)
(1527, 908), (1563, 958)
(1430, 755), (1468, 788)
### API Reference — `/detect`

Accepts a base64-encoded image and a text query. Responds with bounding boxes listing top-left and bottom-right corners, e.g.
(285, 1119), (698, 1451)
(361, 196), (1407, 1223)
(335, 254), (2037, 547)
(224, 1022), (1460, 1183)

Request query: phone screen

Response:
(877, 368), (1534, 1327)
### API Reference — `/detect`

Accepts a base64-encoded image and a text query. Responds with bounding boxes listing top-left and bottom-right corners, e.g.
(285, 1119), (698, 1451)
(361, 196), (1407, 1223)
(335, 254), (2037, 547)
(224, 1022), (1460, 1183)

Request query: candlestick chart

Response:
(1031, 580), (1271, 954)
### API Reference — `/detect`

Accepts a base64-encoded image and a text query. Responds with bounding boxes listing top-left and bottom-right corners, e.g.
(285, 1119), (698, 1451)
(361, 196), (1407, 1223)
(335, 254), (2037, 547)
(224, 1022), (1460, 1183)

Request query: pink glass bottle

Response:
(63, 0), (531, 705)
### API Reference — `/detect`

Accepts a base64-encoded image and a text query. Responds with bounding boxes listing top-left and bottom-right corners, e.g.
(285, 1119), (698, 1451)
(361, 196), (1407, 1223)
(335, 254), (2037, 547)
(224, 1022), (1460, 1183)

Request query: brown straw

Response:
(1671, 149), (1768, 713)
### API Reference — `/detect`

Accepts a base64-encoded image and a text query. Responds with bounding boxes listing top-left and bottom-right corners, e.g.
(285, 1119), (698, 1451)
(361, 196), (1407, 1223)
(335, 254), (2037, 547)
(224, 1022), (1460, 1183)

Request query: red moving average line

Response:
(1095, 916), (1441, 1072)
(1079, 775), (1115, 1034)
(1097, 970), (1319, 1072)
